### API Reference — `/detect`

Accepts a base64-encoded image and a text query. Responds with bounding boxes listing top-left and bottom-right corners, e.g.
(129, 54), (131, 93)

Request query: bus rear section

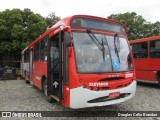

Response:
(22, 15), (136, 109)
(21, 47), (30, 83)
(130, 35), (160, 86)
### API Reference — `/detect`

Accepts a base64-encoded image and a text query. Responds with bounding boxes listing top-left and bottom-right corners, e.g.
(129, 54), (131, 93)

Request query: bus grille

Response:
(87, 93), (130, 103)
(98, 77), (124, 81)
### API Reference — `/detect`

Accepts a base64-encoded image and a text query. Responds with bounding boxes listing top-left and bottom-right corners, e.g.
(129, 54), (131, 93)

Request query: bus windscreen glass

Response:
(73, 32), (133, 73)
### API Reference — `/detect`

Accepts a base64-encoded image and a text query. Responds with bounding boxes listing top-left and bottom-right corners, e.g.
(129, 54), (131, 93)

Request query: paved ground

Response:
(0, 80), (160, 120)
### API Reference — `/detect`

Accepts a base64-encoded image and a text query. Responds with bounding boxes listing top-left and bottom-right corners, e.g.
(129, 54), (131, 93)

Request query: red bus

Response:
(21, 15), (136, 109)
(130, 36), (160, 85)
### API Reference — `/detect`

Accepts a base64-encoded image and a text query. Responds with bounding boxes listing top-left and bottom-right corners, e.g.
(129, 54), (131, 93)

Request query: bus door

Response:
(47, 32), (63, 101)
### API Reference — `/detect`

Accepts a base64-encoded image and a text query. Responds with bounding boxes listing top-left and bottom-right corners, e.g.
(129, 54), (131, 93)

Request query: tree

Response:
(0, 8), (47, 61)
(45, 12), (60, 28)
(108, 12), (160, 40)
(152, 21), (160, 35)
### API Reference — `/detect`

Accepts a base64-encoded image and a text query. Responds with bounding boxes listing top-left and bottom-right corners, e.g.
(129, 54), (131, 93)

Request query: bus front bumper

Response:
(70, 80), (136, 109)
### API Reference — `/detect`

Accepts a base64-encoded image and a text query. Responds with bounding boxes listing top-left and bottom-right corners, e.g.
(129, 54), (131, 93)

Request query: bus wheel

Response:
(24, 71), (30, 84)
(43, 80), (54, 103)
(157, 75), (160, 86)
(25, 79), (30, 84)
(25, 74), (29, 84)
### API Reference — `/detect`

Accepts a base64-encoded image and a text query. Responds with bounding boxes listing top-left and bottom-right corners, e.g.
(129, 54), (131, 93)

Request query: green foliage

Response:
(0, 42), (11, 53)
(152, 22), (160, 35)
(0, 8), (48, 60)
(108, 12), (160, 40)
(45, 12), (60, 28)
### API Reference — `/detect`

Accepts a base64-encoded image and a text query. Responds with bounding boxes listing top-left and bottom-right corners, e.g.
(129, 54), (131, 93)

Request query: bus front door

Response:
(48, 32), (63, 101)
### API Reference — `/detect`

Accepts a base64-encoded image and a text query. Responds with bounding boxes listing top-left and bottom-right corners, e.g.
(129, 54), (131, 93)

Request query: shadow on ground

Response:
(137, 81), (159, 89)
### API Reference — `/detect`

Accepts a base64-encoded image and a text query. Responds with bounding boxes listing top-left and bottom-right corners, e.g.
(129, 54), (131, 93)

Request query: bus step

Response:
(51, 95), (59, 102)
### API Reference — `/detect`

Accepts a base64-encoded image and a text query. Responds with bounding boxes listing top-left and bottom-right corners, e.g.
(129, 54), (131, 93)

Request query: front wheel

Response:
(43, 80), (54, 103)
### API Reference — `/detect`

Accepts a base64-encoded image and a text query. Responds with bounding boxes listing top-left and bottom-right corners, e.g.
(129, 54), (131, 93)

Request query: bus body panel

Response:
(61, 85), (70, 107)
(77, 74), (134, 89)
(149, 59), (160, 71)
(70, 80), (136, 109)
(32, 61), (47, 89)
(136, 70), (156, 81)
(68, 47), (81, 88)
(130, 35), (160, 83)
(32, 73), (42, 89)
(134, 58), (159, 81)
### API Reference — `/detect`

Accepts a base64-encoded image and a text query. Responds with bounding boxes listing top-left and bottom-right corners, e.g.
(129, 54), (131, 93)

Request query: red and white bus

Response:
(21, 15), (136, 109)
(130, 36), (160, 85)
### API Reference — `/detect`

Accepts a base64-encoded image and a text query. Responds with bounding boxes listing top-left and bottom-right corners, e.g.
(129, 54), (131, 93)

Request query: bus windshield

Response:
(73, 32), (133, 73)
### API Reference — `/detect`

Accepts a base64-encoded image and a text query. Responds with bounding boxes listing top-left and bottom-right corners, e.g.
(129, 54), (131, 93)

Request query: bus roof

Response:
(51, 15), (127, 30)
(130, 35), (160, 44)
(28, 15), (127, 49)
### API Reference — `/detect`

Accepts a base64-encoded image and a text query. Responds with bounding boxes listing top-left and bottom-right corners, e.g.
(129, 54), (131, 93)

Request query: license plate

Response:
(109, 92), (120, 99)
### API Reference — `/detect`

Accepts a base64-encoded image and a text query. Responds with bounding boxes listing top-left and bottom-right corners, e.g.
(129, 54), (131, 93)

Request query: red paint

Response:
(130, 35), (160, 82)
(61, 85), (70, 107)
(32, 61), (47, 89)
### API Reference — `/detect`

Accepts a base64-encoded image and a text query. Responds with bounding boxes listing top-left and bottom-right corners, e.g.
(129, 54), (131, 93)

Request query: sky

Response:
(0, 0), (160, 23)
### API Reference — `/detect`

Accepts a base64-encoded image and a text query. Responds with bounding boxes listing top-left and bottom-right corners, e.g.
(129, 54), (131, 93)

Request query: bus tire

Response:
(43, 80), (54, 103)
(25, 72), (30, 84)
(25, 79), (30, 84)
(157, 74), (160, 87)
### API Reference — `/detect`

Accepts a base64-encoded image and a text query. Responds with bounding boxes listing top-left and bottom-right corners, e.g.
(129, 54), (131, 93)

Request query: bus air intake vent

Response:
(98, 77), (124, 81)
(87, 93), (130, 103)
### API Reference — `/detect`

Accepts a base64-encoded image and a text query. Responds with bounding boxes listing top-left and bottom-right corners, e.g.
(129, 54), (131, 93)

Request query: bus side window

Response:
(50, 39), (59, 72)
(150, 40), (160, 58)
(40, 37), (48, 61)
(51, 41), (59, 59)
(24, 50), (29, 63)
(34, 43), (40, 61)
(132, 42), (148, 59)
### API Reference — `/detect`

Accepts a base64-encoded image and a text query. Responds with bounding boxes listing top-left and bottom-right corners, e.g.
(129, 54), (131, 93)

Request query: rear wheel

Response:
(25, 72), (30, 84)
(25, 79), (30, 84)
(43, 80), (54, 103)
(157, 75), (160, 86)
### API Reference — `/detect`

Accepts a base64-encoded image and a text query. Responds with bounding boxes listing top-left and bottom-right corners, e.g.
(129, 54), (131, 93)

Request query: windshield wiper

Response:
(101, 38), (105, 61)
(114, 33), (120, 63)
(103, 35), (113, 71)
(87, 29), (106, 61)
(86, 29), (104, 51)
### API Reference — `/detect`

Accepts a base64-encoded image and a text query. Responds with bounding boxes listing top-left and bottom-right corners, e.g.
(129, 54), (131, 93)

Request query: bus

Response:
(130, 35), (160, 85)
(21, 15), (136, 109)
